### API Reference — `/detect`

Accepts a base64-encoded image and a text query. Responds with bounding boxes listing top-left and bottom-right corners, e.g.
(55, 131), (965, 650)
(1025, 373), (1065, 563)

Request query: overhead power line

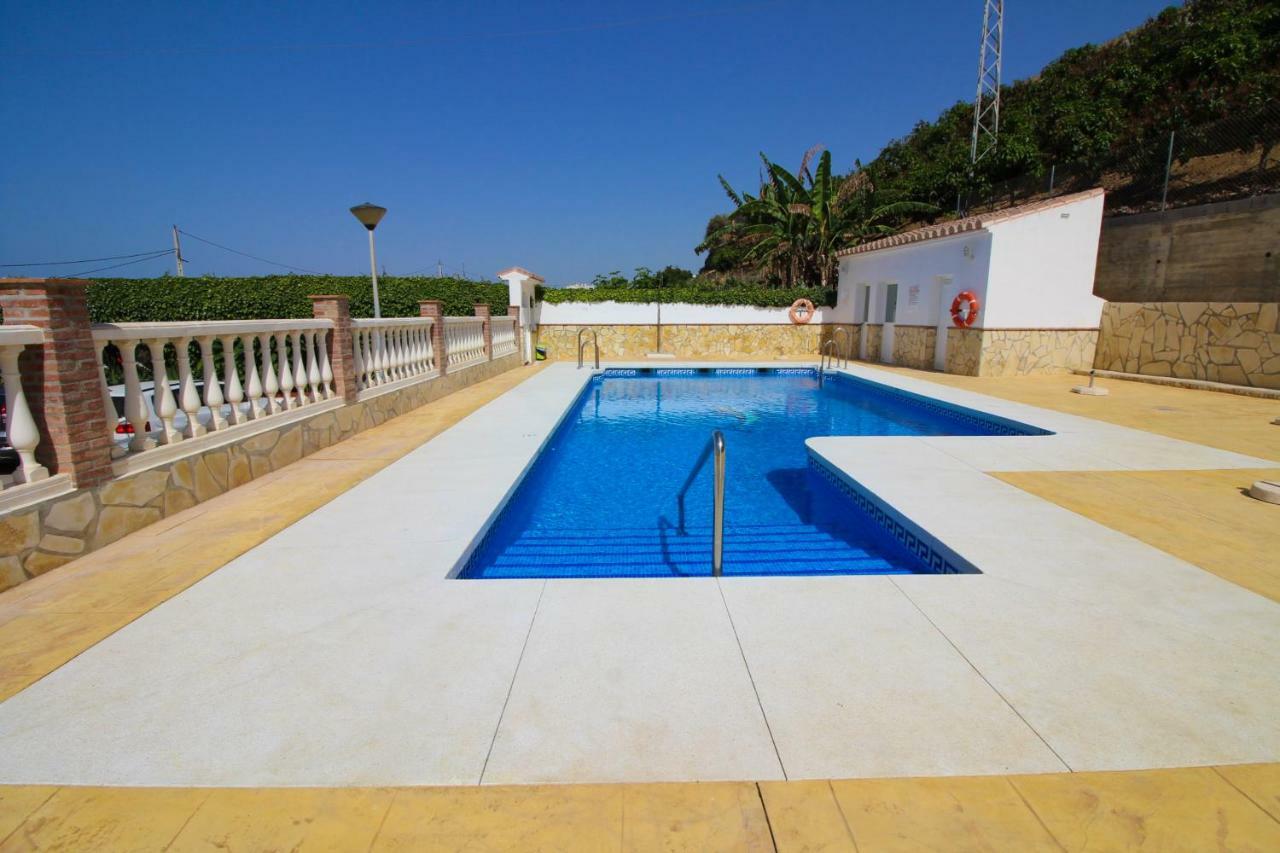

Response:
(177, 229), (328, 275)
(66, 250), (176, 276)
(0, 249), (172, 268)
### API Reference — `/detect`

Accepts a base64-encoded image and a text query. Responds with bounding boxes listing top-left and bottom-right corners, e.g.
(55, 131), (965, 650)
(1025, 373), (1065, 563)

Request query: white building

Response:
(834, 188), (1106, 376)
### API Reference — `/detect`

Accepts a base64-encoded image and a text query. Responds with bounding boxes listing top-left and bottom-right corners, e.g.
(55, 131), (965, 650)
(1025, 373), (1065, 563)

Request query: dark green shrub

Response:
(85, 275), (510, 323)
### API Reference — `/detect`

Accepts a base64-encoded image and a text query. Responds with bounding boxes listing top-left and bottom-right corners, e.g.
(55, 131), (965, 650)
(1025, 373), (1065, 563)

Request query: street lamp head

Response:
(349, 203), (387, 231)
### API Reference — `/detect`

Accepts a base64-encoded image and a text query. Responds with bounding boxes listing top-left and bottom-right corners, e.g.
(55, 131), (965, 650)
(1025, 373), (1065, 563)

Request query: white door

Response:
(933, 275), (954, 371)
(880, 283), (898, 363)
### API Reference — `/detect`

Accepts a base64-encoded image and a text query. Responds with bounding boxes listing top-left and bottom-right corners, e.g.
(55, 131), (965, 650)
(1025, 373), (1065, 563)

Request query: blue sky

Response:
(1, 1), (1173, 285)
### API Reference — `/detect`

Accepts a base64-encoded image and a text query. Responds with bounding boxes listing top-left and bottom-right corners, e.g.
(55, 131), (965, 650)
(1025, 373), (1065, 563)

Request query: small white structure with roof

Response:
(497, 266), (545, 363)
(834, 188), (1106, 376)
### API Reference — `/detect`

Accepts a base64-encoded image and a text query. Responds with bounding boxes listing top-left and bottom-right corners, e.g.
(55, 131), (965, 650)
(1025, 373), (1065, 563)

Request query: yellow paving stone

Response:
(0, 786), (209, 852)
(166, 786), (395, 852)
(0, 787), (58, 844)
(0, 676), (39, 700)
(619, 782), (774, 852)
(865, 365), (1280, 462)
(830, 775), (1062, 852)
(997, 468), (1280, 602)
(1011, 766), (1280, 852)
(370, 784), (622, 851)
(758, 780), (856, 852)
(0, 611), (137, 678)
(1215, 763), (1280, 823)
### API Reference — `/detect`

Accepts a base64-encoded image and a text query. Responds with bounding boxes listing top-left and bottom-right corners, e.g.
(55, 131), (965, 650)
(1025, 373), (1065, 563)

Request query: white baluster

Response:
(148, 339), (181, 444)
(371, 327), (385, 386)
(317, 330), (334, 398)
(245, 335), (265, 419)
(352, 328), (367, 391)
(289, 330), (308, 406)
(0, 344), (48, 485)
(258, 333), (279, 414)
(199, 336), (227, 431)
(307, 330), (325, 401)
(118, 340), (154, 451)
(174, 337), (204, 438)
(410, 326), (424, 375)
(220, 334), (245, 425)
(426, 323), (436, 372)
(393, 327), (406, 379)
(96, 340), (126, 458)
(273, 331), (294, 410)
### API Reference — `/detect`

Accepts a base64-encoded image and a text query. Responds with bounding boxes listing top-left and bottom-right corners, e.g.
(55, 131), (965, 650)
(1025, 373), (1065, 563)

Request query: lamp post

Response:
(349, 203), (387, 318)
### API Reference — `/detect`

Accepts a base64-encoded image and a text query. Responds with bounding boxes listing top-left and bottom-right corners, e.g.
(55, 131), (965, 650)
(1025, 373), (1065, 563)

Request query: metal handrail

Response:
(833, 326), (852, 365)
(712, 430), (725, 577)
(676, 430), (727, 576)
(577, 328), (600, 369)
(818, 328), (853, 387)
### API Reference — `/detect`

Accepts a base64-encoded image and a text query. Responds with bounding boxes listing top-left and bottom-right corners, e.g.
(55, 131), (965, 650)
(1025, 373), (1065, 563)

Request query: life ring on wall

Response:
(950, 291), (980, 328)
(788, 298), (815, 325)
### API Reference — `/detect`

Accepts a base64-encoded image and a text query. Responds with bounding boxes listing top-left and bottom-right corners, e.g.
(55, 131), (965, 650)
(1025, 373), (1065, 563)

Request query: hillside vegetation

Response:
(698, 0), (1279, 282)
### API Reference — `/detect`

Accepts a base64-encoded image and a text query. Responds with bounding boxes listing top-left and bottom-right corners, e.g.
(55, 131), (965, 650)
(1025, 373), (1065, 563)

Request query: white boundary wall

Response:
(536, 301), (833, 325)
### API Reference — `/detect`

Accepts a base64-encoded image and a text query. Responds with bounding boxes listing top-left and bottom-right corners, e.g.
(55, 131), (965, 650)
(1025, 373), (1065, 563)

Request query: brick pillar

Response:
(0, 278), (116, 487)
(308, 294), (358, 403)
(419, 300), (446, 376)
(474, 303), (492, 360)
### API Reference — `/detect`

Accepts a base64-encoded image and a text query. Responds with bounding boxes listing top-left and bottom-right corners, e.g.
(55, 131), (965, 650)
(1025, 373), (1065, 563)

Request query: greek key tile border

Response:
(810, 457), (979, 576)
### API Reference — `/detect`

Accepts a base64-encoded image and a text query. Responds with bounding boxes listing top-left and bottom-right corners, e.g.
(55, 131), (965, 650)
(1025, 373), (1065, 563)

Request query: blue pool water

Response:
(462, 369), (1047, 579)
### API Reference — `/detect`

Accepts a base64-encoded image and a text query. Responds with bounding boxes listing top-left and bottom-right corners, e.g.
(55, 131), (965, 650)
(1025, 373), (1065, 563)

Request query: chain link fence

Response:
(961, 101), (1280, 217)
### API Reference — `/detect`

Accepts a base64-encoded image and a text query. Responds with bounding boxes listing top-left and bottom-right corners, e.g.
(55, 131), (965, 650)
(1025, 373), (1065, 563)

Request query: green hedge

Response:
(540, 285), (837, 308)
(85, 275), (510, 323)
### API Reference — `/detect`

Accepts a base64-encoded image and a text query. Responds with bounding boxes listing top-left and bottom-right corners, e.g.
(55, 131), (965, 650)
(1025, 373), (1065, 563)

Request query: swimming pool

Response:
(461, 368), (1048, 579)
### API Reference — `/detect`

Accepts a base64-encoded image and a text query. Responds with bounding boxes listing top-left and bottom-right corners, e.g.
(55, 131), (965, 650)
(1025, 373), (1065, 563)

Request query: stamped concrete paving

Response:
(0, 362), (1278, 846)
(1, 362), (1278, 788)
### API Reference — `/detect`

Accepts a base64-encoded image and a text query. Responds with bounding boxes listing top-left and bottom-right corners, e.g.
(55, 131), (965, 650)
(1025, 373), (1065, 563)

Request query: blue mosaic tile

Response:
(808, 458), (978, 575)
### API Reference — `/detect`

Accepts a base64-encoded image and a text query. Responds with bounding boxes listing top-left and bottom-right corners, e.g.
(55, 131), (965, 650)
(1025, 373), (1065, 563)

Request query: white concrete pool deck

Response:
(0, 361), (1276, 786)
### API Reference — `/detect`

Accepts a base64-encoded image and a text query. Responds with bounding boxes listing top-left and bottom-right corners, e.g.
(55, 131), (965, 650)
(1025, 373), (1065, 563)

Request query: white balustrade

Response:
(351, 317), (437, 394)
(444, 317), (487, 369)
(491, 317), (519, 358)
(92, 319), (335, 459)
(0, 326), (50, 489)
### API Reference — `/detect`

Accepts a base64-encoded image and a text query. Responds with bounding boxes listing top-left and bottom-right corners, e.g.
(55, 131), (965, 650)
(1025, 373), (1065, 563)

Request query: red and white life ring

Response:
(950, 291), (980, 328)
(788, 298), (815, 325)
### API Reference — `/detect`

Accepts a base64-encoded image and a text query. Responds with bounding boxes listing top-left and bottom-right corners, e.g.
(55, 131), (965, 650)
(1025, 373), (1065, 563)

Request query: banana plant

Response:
(701, 149), (937, 287)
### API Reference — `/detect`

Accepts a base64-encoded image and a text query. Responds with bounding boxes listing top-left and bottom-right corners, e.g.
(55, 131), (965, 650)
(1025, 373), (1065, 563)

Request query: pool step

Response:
(479, 524), (909, 577)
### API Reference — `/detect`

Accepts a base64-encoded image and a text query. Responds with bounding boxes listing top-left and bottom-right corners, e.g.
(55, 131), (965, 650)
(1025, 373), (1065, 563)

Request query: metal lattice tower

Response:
(970, 0), (1004, 164)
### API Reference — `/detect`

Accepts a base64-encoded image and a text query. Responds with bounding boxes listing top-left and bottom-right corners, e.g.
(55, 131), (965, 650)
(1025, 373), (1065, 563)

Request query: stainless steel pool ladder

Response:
(818, 327), (853, 386)
(676, 430), (726, 576)
(577, 328), (600, 369)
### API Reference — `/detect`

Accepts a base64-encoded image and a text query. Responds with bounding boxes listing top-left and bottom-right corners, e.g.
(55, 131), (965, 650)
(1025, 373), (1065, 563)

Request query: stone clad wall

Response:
(942, 328), (1098, 376)
(0, 354), (521, 592)
(974, 329), (1099, 376)
(862, 325), (883, 362)
(943, 328), (983, 375)
(1095, 302), (1280, 389)
(537, 324), (839, 360)
(890, 326), (937, 370)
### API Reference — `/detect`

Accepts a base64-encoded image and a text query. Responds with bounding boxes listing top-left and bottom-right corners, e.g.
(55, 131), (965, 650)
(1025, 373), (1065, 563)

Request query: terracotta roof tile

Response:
(836, 187), (1104, 258)
(496, 267), (545, 283)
